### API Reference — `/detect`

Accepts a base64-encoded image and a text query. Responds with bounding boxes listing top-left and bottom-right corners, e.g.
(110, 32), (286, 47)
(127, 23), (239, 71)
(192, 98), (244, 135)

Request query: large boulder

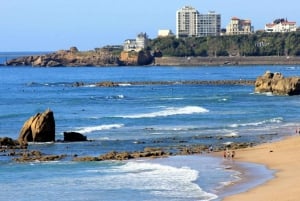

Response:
(18, 109), (55, 145)
(255, 71), (300, 95)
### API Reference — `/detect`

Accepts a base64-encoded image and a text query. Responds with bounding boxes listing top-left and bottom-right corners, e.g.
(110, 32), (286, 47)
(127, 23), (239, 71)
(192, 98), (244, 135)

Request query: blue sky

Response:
(0, 0), (299, 51)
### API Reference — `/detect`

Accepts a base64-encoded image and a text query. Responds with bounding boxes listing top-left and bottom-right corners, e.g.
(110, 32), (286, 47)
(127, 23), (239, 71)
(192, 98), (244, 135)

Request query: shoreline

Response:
(221, 135), (300, 201)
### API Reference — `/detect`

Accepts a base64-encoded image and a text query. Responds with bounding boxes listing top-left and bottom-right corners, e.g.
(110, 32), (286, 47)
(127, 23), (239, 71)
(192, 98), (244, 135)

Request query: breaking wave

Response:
(229, 117), (283, 128)
(74, 124), (124, 134)
(119, 106), (209, 119)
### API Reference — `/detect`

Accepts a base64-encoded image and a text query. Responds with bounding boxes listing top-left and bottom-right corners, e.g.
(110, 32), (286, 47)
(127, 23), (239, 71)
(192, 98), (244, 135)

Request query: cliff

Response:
(5, 48), (154, 67)
(6, 47), (120, 67)
(119, 50), (153, 66)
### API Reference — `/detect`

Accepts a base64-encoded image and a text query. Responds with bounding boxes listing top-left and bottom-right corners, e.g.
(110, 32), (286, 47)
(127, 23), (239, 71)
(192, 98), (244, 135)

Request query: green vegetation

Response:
(149, 32), (300, 57)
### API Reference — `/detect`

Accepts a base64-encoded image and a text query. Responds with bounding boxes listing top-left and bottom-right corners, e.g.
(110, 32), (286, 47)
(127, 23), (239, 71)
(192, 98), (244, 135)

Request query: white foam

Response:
(107, 161), (218, 200)
(223, 132), (239, 137)
(118, 83), (131, 86)
(74, 124), (124, 134)
(119, 106), (209, 119)
(229, 117), (283, 128)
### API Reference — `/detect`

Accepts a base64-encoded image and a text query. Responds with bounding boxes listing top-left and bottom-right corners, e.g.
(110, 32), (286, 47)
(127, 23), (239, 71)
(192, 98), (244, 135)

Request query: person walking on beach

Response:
(231, 150), (235, 159)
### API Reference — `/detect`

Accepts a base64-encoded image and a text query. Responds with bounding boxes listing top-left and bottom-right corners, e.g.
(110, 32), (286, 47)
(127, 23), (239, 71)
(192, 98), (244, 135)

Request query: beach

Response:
(223, 134), (300, 201)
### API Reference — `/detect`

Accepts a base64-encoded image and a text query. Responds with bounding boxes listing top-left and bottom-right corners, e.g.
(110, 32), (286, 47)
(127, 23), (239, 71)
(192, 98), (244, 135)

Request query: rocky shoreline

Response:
(3, 47), (300, 67)
(2, 71), (299, 163)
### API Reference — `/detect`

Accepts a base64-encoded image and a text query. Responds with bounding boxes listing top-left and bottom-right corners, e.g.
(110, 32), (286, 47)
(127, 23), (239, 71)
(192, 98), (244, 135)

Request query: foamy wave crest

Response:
(107, 161), (217, 200)
(74, 124), (124, 134)
(230, 117), (283, 128)
(119, 106), (209, 119)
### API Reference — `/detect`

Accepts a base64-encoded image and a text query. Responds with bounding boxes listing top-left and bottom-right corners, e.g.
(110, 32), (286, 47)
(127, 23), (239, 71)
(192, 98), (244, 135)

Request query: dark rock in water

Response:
(255, 71), (300, 95)
(63, 132), (87, 142)
(18, 109), (55, 145)
(0, 137), (19, 147)
(13, 150), (66, 162)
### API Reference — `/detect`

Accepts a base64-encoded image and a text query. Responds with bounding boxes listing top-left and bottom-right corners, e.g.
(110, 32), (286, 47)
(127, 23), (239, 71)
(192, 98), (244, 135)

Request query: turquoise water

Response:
(1, 58), (299, 200)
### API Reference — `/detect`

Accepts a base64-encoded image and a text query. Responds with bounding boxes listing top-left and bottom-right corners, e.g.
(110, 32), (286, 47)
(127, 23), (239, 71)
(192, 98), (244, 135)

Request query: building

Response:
(176, 6), (221, 38)
(199, 11), (221, 37)
(265, 19), (297, 33)
(176, 6), (200, 38)
(123, 33), (149, 52)
(226, 17), (254, 35)
(158, 29), (174, 37)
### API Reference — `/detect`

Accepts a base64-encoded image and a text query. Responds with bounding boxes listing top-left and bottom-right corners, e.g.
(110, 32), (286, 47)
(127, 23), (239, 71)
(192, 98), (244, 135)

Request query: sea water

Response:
(1, 55), (300, 200)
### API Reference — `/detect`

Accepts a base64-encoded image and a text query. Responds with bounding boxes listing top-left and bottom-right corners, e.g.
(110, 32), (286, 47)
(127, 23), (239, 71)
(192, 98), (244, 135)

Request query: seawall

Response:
(154, 56), (300, 66)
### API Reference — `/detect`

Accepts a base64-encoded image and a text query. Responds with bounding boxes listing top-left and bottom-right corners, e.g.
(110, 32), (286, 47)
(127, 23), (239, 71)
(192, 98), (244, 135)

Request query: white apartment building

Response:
(265, 19), (297, 33)
(226, 17), (254, 35)
(199, 11), (221, 37)
(176, 6), (200, 38)
(176, 6), (221, 38)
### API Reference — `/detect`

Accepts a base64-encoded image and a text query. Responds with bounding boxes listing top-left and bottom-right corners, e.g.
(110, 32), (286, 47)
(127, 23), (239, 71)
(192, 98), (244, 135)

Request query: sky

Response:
(0, 0), (299, 51)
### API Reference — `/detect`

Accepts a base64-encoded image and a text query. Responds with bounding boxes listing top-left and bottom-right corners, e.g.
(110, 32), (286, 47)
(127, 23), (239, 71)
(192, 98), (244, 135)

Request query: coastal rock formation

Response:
(6, 47), (120, 67)
(63, 132), (87, 142)
(13, 150), (66, 162)
(73, 148), (170, 162)
(255, 71), (300, 95)
(119, 50), (153, 66)
(18, 109), (55, 145)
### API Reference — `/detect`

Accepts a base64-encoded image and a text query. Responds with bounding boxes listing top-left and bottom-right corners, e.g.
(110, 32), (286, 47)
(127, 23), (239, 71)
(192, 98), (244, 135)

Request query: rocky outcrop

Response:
(119, 50), (153, 66)
(6, 47), (120, 67)
(13, 150), (66, 162)
(255, 71), (300, 95)
(18, 109), (55, 145)
(63, 132), (87, 142)
(73, 148), (170, 162)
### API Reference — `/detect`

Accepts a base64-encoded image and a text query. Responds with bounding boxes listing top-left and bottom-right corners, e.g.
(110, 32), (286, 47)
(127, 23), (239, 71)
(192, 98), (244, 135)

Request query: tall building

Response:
(176, 6), (221, 38)
(199, 11), (221, 37)
(226, 17), (254, 35)
(176, 6), (200, 38)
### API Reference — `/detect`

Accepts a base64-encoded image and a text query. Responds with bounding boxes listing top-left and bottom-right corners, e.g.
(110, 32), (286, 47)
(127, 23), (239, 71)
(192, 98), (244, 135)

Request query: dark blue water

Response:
(1, 58), (299, 200)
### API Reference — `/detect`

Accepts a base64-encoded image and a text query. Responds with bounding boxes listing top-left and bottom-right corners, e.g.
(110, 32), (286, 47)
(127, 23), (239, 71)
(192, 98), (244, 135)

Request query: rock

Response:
(255, 71), (300, 95)
(18, 109), (55, 145)
(0, 137), (20, 147)
(13, 150), (66, 162)
(63, 132), (87, 142)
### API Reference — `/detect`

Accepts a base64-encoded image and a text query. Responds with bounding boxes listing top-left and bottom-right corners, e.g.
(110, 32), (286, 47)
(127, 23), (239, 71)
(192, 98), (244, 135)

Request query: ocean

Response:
(0, 53), (299, 200)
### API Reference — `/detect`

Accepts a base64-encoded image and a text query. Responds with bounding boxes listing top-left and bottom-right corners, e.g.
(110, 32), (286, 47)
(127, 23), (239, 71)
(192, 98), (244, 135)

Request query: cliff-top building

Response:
(123, 33), (149, 52)
(158, 29), (174, 37)
(199, 11), (221, 37)
(265, 19), (297, 33)
(226, 17), (254, 35)
(176, 6), (200, 38)
(176, 6), (221, 38)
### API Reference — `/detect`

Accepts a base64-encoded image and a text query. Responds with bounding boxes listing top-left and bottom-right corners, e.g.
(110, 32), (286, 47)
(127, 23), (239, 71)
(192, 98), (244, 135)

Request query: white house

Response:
(265, 19), (297, 33)
(123, 33), (148, 52)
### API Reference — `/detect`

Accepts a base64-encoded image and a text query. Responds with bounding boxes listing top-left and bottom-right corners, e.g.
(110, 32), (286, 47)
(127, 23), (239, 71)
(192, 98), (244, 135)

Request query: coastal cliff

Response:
(6, 47), (120, 67)
(5, 47), (300, 67)
(5, 47), (153, 67)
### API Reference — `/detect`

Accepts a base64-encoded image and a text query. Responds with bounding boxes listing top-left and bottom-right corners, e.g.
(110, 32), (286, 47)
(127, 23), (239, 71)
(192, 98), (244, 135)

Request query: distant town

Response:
(123, 5), (298, 53)
(5, 5), (300, 67)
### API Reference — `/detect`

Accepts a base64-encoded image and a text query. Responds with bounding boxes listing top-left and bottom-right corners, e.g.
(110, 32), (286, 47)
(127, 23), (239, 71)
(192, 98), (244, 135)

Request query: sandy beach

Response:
(223, 135), (300, 201)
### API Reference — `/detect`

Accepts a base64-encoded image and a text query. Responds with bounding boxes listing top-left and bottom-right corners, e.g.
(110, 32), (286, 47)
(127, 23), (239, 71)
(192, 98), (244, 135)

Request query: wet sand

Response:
(223, 135), (300, 201)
